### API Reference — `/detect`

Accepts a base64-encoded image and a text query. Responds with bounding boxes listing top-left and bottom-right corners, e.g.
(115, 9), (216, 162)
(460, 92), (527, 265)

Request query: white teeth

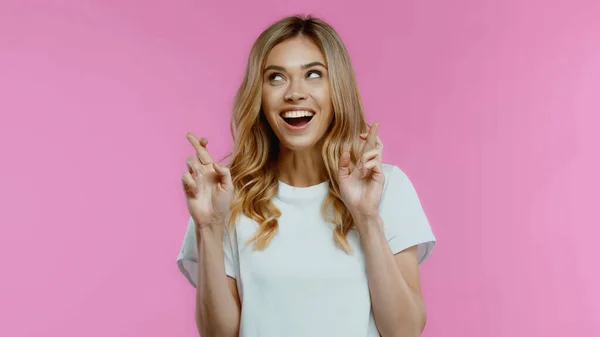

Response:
(281, 110), (314, 118)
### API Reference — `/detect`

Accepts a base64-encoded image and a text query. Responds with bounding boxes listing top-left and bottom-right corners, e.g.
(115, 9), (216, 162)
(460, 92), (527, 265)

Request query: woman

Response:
(177, 15), (436, 337)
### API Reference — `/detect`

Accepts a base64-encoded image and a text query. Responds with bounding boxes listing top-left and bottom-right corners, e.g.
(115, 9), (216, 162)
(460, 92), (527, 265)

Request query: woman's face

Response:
(261, 36), (334, 152)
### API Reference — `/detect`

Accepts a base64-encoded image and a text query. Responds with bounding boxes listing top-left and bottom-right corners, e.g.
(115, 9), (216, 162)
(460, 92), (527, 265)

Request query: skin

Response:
(182, 36), (427, 337)
(261, 36), (334, 187)
(340, 124), (428, 337)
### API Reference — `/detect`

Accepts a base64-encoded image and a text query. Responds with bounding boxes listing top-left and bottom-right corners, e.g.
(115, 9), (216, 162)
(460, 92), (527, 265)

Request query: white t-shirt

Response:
(177, 164), (436, 337)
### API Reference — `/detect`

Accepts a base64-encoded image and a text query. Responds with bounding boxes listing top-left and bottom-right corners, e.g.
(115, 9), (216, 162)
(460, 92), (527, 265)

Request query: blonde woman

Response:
(177, 15), (436, 337)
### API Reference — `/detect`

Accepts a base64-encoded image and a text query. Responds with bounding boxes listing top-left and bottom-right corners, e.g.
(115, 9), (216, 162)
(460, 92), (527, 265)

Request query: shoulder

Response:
(378, 163), (436, 263)
(381, 163), (405, 178)
(381, 163), (412, 194)
(379, 163), (423, 207)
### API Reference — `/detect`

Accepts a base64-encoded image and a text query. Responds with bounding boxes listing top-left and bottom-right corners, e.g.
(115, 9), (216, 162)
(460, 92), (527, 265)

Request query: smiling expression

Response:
(261, 36), (334, 152)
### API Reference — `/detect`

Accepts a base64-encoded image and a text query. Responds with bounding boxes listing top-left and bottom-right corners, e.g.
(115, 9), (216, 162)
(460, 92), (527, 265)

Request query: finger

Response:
(360, 152), (380, 177)
(213, 162), (233, 192)
(187, 133), (214, 165)
(359, 122), (379, 154)
(360, 134), (383, 151)
(361, 148), (381, 164)
(362, 158), (382, 170)
(182, 172), (198, 198)
(186, 156), (201, 177)
(362, 157), (383, 177)
(338, 151), (351, 178)
(366, 122), (379, 148)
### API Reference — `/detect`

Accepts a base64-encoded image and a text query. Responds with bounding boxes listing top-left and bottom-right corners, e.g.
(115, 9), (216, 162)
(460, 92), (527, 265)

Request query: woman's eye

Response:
(307, 71), (321, 79)
(269, 73), (283, 81)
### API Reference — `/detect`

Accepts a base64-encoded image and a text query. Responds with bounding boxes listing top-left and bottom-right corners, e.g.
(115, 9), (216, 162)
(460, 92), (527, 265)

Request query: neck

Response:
(277, 145), (325, 187)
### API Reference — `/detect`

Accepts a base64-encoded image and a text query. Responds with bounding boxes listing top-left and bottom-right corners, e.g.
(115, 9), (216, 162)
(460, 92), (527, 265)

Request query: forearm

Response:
(196, 226), (240, 337)
(356, 216), (426, 337)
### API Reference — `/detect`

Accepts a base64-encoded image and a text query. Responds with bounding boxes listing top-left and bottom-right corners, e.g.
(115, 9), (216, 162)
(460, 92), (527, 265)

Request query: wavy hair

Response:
(226, 15), (368, 252)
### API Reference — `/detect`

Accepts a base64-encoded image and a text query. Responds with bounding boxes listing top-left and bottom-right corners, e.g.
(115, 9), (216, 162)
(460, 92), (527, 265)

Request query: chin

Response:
(279, 135), (322, 152)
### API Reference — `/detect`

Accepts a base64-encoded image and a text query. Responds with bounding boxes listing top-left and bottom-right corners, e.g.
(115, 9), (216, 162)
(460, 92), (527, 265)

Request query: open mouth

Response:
(280, 110), (314, 128)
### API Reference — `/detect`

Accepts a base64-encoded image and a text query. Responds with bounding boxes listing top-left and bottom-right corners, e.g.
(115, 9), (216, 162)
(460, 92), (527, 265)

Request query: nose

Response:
(284, 81), (308, 102)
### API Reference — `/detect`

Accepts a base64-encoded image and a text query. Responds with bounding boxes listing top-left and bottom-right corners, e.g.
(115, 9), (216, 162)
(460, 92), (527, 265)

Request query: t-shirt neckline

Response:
(277, 179), (329, 199)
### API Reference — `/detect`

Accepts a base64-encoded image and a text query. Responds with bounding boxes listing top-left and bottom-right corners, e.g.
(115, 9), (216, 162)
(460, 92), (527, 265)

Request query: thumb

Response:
(339, 151), (351, 178)
(213, 162), (233, 191)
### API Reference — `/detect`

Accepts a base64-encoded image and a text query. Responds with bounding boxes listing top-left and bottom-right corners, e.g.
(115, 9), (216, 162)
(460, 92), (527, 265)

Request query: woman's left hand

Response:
(338, 122), (385, 222)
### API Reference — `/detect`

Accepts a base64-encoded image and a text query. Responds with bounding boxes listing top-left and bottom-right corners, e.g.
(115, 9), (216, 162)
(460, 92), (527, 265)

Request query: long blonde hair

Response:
(227, 15), (368, 252)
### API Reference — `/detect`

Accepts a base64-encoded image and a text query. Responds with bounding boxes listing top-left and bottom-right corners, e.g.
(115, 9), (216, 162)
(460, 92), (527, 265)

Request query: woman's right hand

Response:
(181, 132), (233, 230)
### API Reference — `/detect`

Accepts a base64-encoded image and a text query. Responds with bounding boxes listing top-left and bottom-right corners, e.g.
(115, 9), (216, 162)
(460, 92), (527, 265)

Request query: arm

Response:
(356, 215), (427, 337)
(337, 125), (434, 336)
(196, 225), (241, 337)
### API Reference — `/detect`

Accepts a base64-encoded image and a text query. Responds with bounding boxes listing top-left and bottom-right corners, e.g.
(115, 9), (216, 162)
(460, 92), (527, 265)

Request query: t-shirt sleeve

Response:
(176, 216), (238, 288)
(380, 165), (437, 265)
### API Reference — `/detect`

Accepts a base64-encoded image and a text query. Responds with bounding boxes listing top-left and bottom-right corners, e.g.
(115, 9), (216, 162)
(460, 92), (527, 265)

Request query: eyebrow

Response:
(264, 62), (327, 73)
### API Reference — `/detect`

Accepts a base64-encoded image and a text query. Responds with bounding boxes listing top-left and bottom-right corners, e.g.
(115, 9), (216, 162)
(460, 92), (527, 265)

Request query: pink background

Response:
(1, 0), (599, 336)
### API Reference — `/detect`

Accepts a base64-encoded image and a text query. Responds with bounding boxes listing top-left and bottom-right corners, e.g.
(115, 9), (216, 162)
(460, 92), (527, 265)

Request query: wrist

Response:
(350, 210), (381, 225)
(196, 222), (225, 243)
(193, 213), (226, 229)
(352, 213), (384, 236)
